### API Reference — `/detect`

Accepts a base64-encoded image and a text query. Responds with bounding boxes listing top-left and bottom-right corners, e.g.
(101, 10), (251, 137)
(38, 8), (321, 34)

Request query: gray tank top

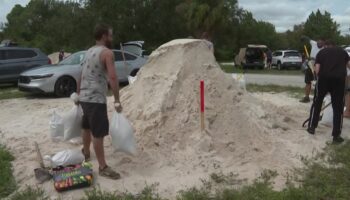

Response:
(79, 46), (108, 104)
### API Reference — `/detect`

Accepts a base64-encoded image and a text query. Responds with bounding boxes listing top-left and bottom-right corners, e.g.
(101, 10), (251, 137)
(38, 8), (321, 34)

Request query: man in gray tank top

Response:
(78, 24), (122, 179)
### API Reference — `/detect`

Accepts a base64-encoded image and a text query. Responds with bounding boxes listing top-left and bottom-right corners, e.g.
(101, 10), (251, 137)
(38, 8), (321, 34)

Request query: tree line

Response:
(1, 0), (349, 60)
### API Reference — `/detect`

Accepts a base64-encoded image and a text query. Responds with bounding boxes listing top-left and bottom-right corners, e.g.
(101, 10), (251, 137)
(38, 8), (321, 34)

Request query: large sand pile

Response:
(1, 39), (349, 199)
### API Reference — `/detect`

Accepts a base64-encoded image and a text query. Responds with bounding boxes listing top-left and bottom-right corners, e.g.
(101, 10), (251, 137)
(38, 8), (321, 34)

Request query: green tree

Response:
(303, 9), (340, 41)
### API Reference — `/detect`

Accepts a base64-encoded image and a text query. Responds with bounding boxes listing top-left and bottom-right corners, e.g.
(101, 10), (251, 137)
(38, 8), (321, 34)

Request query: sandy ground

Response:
(1, 40), (349, 200)
(1, 93), (349, 199)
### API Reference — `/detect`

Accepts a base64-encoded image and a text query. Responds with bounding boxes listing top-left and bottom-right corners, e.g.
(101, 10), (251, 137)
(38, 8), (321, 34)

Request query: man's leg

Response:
(305, 83), (312, 97)
(92, 137), (107, 169)
(308, 79), (328, 133)
(345, 78), (350, 117)
(345, 93), (350, 117)
(82, 129), (91, 158)
(300, 68), (313, 103)
(329, 78), (346, 139)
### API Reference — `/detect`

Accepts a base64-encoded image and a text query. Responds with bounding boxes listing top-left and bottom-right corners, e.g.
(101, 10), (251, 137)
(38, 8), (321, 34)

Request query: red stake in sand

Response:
(200, 80), (205, 131)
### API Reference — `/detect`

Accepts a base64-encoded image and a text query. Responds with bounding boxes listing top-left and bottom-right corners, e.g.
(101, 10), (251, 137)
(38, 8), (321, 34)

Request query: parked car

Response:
(18, 49), (147, 97)
(271, 50), (302, 70)
(0, 47), (50, 83)
(234, 45), (268, 70)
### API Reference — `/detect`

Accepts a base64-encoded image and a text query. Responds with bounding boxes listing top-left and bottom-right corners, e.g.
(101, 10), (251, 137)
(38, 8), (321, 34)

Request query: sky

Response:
(238, 0), (350, 34)
(0, 0), (349, 34)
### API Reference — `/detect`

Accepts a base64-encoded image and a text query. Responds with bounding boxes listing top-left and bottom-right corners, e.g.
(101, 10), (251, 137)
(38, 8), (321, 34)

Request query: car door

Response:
(3, 49), (38, 81)
(0, 50), (7, 82)
(272, 52), (279, 65)
(113, 50), (137, 82)
(0, 49), (23, 82)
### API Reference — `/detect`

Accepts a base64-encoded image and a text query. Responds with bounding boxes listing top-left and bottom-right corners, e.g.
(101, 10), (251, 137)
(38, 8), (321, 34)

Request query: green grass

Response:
(5, 141), (350, 199)
(246, 84), (304, 99)
(0, 85), (27, 100)
(220, 64), (303, 76)
(0, 145), (16, 198)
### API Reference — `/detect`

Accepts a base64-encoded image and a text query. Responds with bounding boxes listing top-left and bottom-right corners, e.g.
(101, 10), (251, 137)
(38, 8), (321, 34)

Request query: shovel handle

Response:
(34, 142), (45, 168)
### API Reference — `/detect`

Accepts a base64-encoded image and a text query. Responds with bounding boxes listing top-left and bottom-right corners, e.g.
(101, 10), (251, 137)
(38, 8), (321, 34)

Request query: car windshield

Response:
(284, 51), (300, 57)
(59, 52), (85, 65)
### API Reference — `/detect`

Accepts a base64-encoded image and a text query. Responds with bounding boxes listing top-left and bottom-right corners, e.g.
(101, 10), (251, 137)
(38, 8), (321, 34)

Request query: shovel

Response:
(34, 142), (52, 183)
(302, 102), (332, 127)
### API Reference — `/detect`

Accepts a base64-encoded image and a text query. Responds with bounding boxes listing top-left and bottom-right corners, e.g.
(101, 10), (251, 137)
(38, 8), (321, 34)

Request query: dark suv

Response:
(235, 45), (268, 69)
(0, 47), (50, 83)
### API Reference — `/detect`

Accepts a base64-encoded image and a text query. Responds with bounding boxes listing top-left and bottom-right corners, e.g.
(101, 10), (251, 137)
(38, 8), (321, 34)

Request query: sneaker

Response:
(99, 166), (121, 180)
(333, 136), (345, 144)
(300, 96), (310, 103)
(307, 127), (315, 135)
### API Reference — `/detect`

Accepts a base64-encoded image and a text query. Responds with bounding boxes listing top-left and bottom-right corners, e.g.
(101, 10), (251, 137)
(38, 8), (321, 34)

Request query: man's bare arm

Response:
(102, 50), (120, 103)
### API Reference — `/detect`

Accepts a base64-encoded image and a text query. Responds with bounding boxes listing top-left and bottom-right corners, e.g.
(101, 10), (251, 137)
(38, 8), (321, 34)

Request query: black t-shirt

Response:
(315, 47), (349, 78)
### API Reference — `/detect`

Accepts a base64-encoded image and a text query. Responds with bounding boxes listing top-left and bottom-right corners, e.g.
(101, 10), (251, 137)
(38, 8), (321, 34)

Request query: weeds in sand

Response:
(0, 145), (16, 198)
(81, 185), (162, 200)
(9, 186), (48, 200)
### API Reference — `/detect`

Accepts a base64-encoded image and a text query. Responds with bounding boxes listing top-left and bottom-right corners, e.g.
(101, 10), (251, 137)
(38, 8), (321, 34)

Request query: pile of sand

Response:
(1, 39), (349, 199)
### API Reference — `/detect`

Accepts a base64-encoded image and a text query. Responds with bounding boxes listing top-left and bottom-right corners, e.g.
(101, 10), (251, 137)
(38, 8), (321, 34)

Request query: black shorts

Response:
(305, 68), (315, 84)
(80, 102), (109, 138)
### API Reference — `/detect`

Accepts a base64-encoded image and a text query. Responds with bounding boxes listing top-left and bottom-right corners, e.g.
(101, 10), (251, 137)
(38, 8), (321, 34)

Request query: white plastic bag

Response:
(232, 73), (246, 90)
(321, 95), (333, 127)
(109, 111), (137, 155)
(63, 105), (83, 141)
(49, 110), (64, 142)
(128, 75), (137, 84)
(48, 149), (85, 167)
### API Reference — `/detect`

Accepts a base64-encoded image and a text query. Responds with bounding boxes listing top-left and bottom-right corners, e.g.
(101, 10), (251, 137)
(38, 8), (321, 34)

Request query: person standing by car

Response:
(78, 24), (122, 179)
(307, 40), (350, 144)
(266, 49), (272, 69)
(59, 50), (65, 62)
(300, 37), (324, 103)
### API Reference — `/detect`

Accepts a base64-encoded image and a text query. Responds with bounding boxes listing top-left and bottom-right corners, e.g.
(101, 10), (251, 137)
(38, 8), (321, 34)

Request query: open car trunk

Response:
(122, 41), (144, 57)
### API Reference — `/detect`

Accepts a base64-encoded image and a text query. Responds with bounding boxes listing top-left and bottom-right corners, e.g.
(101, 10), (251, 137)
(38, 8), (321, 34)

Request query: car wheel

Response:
(277, 62), (282, 70)
(130, 69), (139, 77)
(54, 76), (77, 97)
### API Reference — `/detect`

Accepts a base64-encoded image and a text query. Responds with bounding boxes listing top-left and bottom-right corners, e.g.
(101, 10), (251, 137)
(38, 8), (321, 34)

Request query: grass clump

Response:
(81, 185), (162, 200)
(0, 145), (16, 198)
(9, 186), (48, 200)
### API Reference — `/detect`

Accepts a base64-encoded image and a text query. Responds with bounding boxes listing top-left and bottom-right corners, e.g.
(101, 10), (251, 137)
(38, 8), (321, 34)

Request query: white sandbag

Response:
(128, 75), (137, 84)
(109, 111), (137, 155)
(69, 137), (83, 145)
(49, 110), (64, 142)
(63, 105), (83, 141)
(50, 149), (85, 167)
(232, 73), (246, 90)
(321, 95), (332, 127)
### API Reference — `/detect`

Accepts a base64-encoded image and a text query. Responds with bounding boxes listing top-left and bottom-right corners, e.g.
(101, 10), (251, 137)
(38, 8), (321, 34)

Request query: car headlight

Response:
(30, 74), (54, 79)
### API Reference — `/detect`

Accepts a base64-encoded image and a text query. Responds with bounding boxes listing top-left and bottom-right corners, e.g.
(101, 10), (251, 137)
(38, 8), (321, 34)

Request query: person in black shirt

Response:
(307, 40), (350, 144)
